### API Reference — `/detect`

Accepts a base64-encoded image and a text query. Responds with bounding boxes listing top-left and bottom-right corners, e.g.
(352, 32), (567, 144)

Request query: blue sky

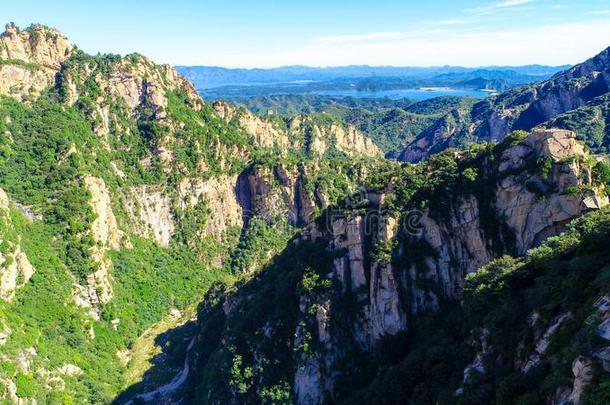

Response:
(4, 0), (610, 67)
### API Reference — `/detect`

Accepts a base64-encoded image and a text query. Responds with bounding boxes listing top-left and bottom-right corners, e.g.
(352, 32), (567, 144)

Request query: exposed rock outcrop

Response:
(60, 51), (202, 155)
(292, 117), (381, 158)
(294, 335), (325, 405)
(84, 175), (127, 250)
(125, 185), (175, 247)
(0, 63), (55, 102)
(554, 357), (594, 405)
(496, 129), (607, 254)
(397, 106), (471, 162)
(462, 328), (490, 384)
(213, 101), (381, 158)
(185, 128), (608, 405)
(0, 244), (35, 302)
(0, 23), (72, 69)
(214, 102), (291, 150)
(92, 56), (201, 119)
(73, 176), (131, 317)
(178, 175), (243, 239)
(519, 312), (572, 373)
(0, 23), (73, 101)
(0, 188), (36, 302)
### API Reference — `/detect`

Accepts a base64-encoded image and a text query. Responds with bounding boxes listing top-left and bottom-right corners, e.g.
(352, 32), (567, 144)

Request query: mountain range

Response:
(175, 64), (570, 101)
(175, 64), (568, 88)
(223, 47), (610, 160)
(0, 22), (609, 405)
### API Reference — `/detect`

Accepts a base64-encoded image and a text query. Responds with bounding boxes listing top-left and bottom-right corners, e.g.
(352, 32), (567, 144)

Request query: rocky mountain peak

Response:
(0, 23), (74, 101)
(555, 45), (610, 82)
(212, 100), (381, 157)
(0, 23), (73, 69)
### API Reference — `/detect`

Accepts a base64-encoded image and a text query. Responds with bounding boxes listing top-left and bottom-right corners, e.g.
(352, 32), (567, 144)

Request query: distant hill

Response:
(175, 64), (569, 89)
(175, 65), (569, 101)
(233, 94), (415, 116)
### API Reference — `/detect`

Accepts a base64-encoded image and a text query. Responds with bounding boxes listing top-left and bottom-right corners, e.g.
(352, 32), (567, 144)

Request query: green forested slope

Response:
(0, 24), (382, 403)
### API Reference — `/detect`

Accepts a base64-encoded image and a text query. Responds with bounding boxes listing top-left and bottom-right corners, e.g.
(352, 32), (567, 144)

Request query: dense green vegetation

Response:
(0, 87), (235, 400)
(185, 236), (336, 403)
(234, 94), (477, 157)
(0, 58), (41, 71)
(347, 207), (610, 404)
(185, 204), (610, 404)
(546, 93), (610, 153)
(0, 34), (389, 402)
(0, 204), (227, 402)
(2, 24), (610, 405)
(234, 94), (415, 116)
(0, 49), (257, 401)
(0, 95), (102, 281)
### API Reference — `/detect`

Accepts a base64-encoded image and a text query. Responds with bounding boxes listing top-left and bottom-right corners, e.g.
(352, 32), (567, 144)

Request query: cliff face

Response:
(1, 22), (608, 404)
(214, 101), (381, 158)
(0, 23), (72, 69)
(474, 47), (610, 140)
(399, 46), (610, 162)
(0, 189), (35, 302)
(290, 130), (607, 403)
(0, 23), (73, 102)
(213, 101), (292, 150)
(397, 103), (473, 163)
(0, 21), (199, 113)
(184, 129), (609, 404)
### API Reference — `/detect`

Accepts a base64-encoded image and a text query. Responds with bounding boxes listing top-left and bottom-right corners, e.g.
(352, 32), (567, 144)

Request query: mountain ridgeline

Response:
(175, 64), (567, 101)
(398, 46), (610, 162)
(0, 22), (609, 405)
(175, 64), (568, 89)
(233, 95), (477, 158)
(221, 47), (610, 162)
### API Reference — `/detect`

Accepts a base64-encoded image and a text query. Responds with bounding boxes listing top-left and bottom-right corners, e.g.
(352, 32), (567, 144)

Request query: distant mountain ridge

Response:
(175, 64), (570, 89)
(398, 45), (610, 161)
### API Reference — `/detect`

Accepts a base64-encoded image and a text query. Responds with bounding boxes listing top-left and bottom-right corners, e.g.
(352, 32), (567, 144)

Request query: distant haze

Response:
(175, 64), (570, 89)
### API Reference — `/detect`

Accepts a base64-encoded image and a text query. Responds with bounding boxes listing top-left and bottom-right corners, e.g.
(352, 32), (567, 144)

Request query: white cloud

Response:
(467, 0), (533, 14)
(314, 32), (405, 46)
(197, 20), (610, 68)
(493, 0), (532, 8)
(435, 19), (469, 25)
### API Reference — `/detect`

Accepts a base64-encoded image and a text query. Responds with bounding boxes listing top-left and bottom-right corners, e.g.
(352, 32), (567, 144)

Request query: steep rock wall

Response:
(0, 188), (35, 302)
(0, 23), (73, 101)
(185, 129), (608, 404)
(213, 101), (381, 158)
(290, 130), (607, 400)
(398, 46), (610, 163)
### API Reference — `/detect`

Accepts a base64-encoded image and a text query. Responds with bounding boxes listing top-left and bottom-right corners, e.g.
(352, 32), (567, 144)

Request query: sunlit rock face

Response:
(0, 23), (73, 102)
